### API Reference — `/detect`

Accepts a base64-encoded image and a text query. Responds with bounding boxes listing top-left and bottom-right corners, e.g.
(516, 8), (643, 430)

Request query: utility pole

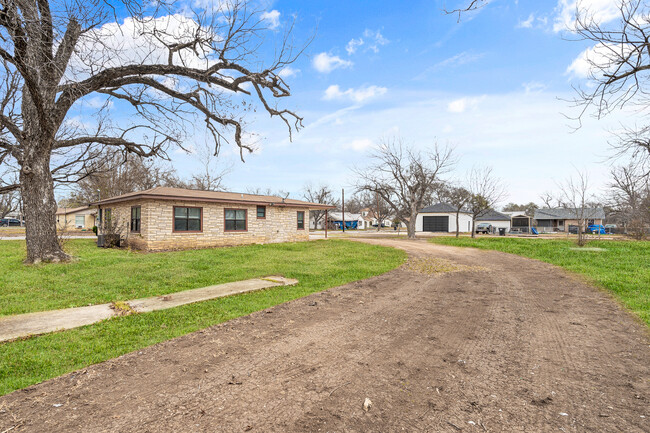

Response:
(342, 188), (345, 233)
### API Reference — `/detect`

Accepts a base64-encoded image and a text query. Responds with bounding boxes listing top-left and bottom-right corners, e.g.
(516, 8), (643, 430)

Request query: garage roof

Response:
(419, 203), (469, 213)
(476, 209), (511, 221)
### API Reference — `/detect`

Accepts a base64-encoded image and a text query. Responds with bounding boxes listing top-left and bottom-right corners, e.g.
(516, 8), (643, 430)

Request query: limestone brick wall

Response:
(99, 199), (310, 251)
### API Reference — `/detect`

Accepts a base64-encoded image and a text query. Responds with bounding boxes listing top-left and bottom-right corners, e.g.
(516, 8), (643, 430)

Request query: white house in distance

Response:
(416, 203), (472, 233)
(475, 209), (512, 232)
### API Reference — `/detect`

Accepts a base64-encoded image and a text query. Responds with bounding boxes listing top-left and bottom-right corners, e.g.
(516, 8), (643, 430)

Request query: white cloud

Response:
(345, 29), (389, 56)
(323, 84), (387, 103)
(312, 52), (353, 73)
(346, 37), (364, 55)
(566, 42), (624, 78)
(517, 13), (535, 28)
(348, 138), (374, 152)
(447, 96), (484, 113)
(553, 0), (620, 32)
(363, 29), (389, 53)
(523, 81), (547, 94)
(261, 10), (281, 29)
(66, 14), (218, 81)
(436, 51), (484, 69)
(278, 67), (300, 78)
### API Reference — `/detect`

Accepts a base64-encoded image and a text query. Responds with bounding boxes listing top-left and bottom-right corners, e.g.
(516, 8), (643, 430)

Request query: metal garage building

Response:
(416, 203), (473, 233)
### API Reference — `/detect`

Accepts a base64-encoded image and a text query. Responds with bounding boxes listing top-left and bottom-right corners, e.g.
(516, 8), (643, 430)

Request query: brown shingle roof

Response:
(91, 187), (336, 209)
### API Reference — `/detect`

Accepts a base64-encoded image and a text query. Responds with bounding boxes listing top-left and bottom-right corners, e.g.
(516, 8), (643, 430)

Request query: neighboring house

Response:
(475, 209), (512, 232)
(533, 207), (606, 233)
(56, 206), (97, 231)
(502, 211), (534, 233)
(358, 207), (393, 229)
(416, 203), (472, 233)
(92, 187), (334, 251)
(327, 212), (361, 230)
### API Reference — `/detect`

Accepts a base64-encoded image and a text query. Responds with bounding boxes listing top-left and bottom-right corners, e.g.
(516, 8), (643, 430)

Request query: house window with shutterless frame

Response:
(225, 209), (247, 232)
(173, 207), (202, 232)
(257, 205), (266, 219)
(131, 206), (141, 233)
(297, 211), (305, 230)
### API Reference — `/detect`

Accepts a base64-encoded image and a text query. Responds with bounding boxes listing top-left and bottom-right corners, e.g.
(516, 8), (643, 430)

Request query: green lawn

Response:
(0, 239), (405, 395)
(429, 237), (650, 327)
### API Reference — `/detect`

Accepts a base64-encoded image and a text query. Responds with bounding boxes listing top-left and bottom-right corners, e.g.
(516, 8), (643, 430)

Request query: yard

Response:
(429, 237), (650, 327)
(0, 239), (405, 395)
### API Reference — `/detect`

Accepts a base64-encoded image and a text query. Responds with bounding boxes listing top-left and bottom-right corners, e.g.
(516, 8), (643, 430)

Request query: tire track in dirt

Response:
(0, 238), (648, 432)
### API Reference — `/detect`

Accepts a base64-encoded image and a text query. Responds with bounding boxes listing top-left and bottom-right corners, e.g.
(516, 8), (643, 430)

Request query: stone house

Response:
(92, 187), (334, 251)
(533, 207), (606, 233)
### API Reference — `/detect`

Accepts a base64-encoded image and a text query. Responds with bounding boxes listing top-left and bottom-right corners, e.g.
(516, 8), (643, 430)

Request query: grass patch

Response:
(0, 239), (405, 395)
(430, 237), (650, 327)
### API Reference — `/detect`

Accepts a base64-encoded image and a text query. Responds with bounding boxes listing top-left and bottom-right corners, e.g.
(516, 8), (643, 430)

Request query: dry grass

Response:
(403, 256), (488, 275)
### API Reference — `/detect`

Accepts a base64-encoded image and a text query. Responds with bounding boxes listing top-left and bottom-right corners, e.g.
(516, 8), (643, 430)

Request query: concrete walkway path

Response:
(0, 276), (297, 342)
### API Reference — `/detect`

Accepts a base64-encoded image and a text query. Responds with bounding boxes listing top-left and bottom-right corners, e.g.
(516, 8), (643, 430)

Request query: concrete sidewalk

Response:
(0, 276), (298, 342)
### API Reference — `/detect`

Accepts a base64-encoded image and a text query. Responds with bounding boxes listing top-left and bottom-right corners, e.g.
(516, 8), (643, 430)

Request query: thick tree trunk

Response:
(455, 211), (460, 238)
(20, 147), (70, 264)
(471, 219), (477, 238)
(407, 212), (417, 239)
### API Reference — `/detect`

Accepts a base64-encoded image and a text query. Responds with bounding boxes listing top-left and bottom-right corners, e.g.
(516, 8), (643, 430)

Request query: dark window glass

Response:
(225, 209), (247, 231)
(174, 207), (201, 232)
(297, 211), (305, 229)
(130, 206), (141, 232)
(257, 205), (266, 218)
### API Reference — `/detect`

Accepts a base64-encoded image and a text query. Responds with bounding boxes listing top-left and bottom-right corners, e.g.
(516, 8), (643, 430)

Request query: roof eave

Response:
(91, 194), (335, 209)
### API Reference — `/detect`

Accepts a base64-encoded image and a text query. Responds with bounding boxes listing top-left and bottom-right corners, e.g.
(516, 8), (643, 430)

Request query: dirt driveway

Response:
(1, 239), (648, 432)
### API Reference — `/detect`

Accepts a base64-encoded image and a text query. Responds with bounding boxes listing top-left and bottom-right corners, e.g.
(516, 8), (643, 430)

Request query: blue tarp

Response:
(333, 220), (358, 230)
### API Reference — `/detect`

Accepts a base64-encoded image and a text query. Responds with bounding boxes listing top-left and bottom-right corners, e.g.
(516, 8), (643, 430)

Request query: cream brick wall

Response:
(99, 199), (310, 251)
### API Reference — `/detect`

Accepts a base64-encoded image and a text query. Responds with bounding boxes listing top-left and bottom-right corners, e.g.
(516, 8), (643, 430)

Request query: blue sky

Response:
(60, 0), (633, 206)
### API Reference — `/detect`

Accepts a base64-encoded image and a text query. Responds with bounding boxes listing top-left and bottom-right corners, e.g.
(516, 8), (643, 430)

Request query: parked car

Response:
(588, 224), (606, 235)
(604, 224), (617, 234)
(0, 218), (21, 227)
(475, 223), (492, 234)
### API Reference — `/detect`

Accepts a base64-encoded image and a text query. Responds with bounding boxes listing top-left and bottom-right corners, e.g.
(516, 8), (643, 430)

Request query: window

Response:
(174, 207), (202, 232)
(257, 205), (266, 219)
(297, 211), (305, 230)
(105, 209), (112, 225)
(225, 209), (247, 231)
(75, 215), (85, 228)
(131, 206), (141, 233)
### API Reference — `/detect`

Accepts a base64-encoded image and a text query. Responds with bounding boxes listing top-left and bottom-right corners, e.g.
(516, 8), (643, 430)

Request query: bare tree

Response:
(368, 192), (392, 231)
(0, 189), (16, 218)
(63, 153), (181, 205)
(303, 184), (338, 229)
(539, 191), (557, 209)
(569, 1), (650, 165)
(355, 137), (455, 239)
(246, 186), (274, 196)
(557, 169), (593, 246)
(607, 161), (649, 238)
(445, 185), (472, 238)
(188, 141), (231, 191)
(0, 1), (305, 263)
(355, 190), (392, 231)
(502, 202), (539, 217)
(443, 0), (488, 21)
(467, 166), (506, 238)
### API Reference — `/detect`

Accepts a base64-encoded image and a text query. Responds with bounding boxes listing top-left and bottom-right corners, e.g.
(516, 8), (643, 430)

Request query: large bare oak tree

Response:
(0, 0), (303, 263)
(355, 137), (455, 239)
